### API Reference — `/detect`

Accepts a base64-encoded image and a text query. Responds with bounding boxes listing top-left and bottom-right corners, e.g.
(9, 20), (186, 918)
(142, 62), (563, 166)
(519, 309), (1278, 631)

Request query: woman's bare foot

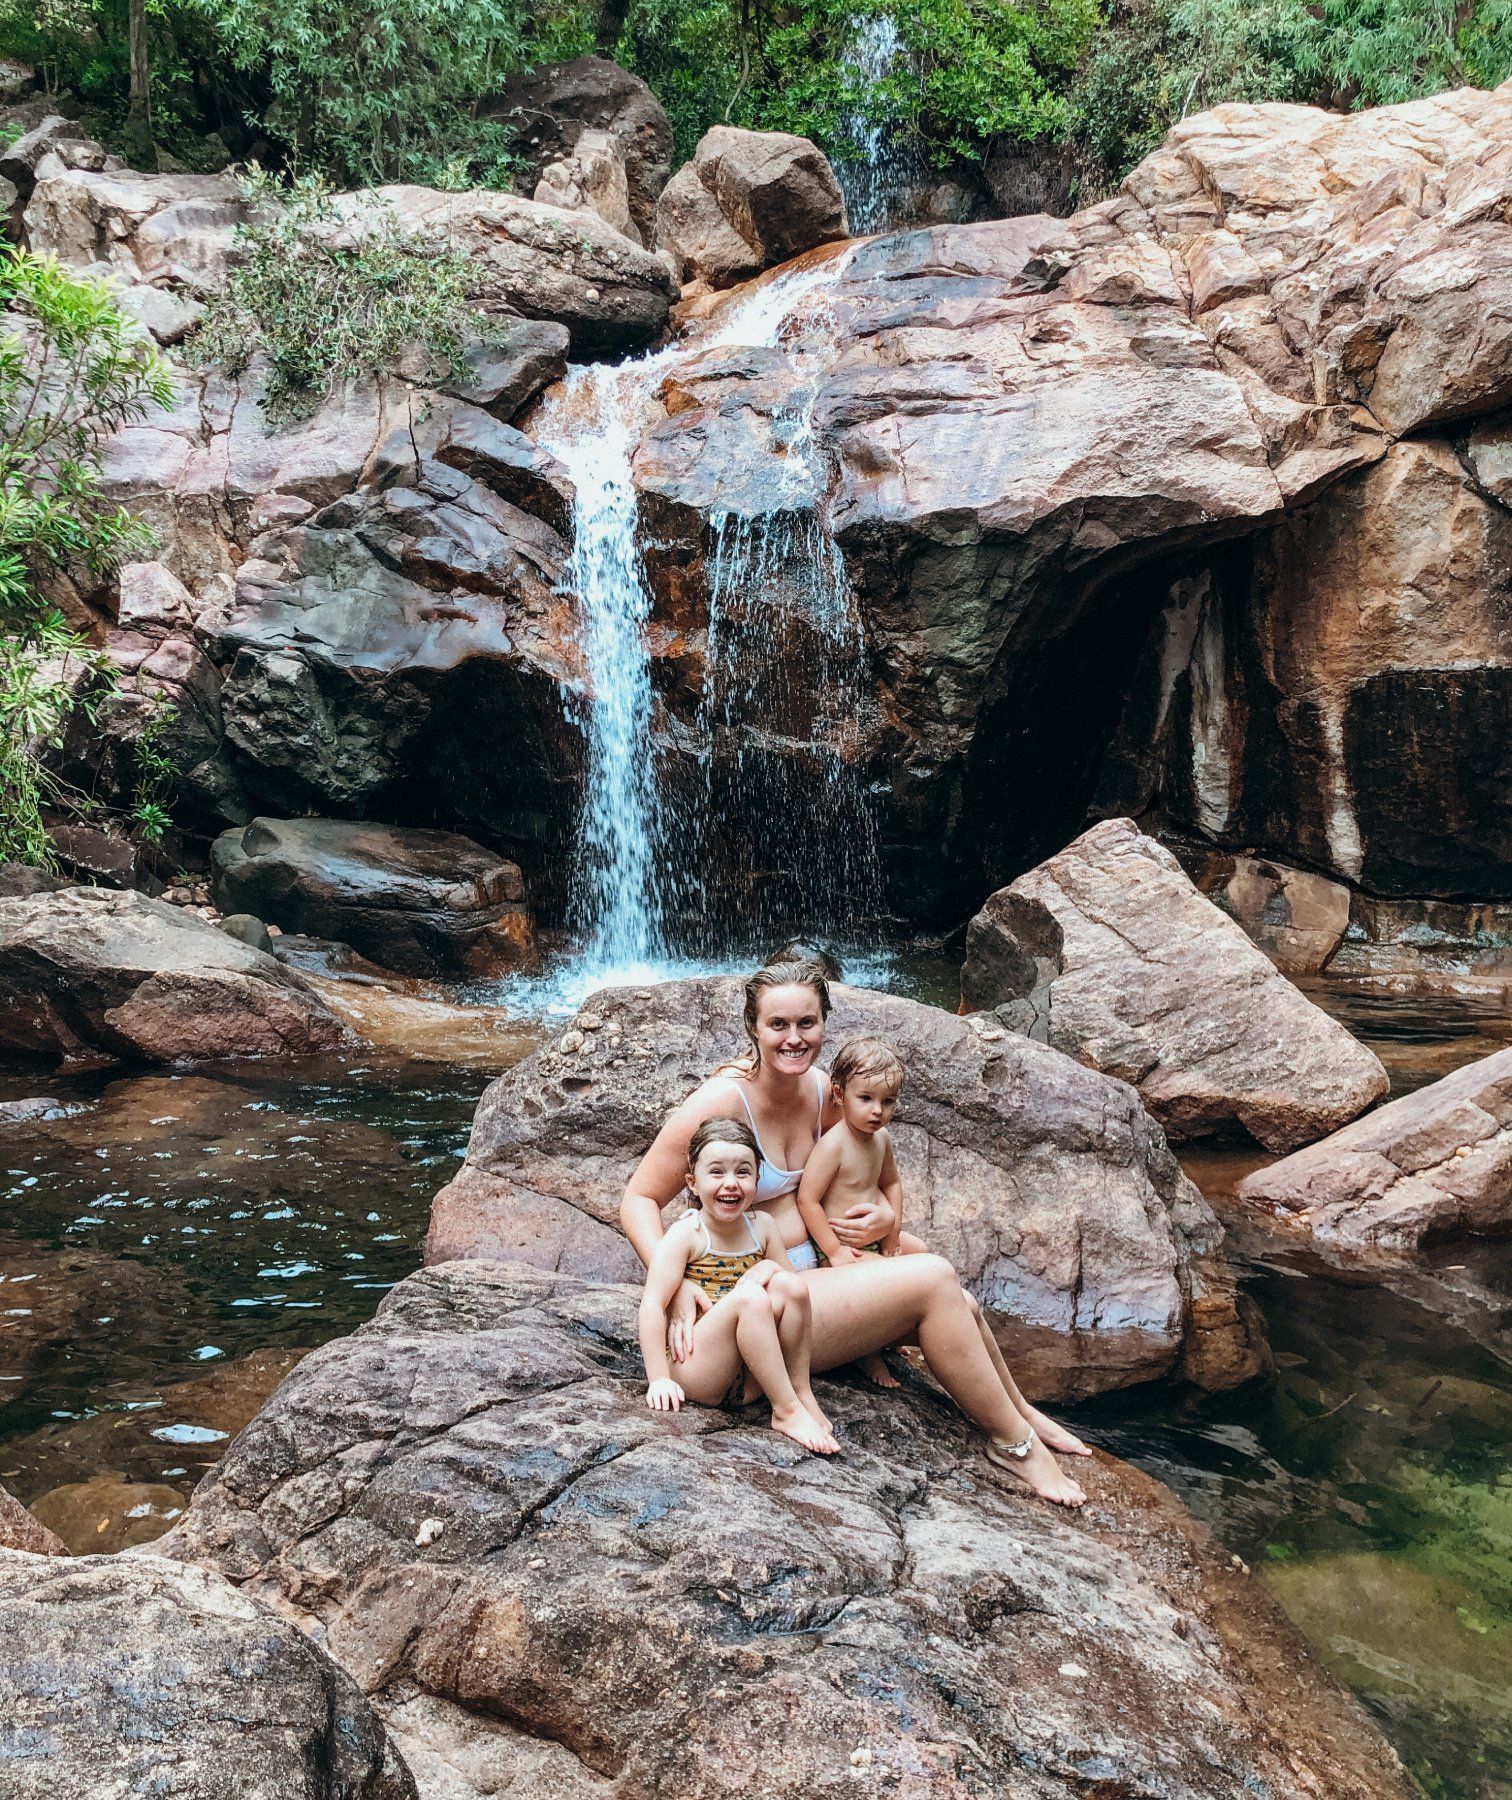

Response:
(986, 1435), (1087, 1508)
(1023, 1405), (1092, 1457)
(861, 1352), (901, 1389)
(772, 1403), (839, 1455)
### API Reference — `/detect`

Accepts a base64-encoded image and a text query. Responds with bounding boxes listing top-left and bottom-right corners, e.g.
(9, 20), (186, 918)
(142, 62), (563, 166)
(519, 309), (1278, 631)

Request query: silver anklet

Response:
(992, 1427), (1037, 1460)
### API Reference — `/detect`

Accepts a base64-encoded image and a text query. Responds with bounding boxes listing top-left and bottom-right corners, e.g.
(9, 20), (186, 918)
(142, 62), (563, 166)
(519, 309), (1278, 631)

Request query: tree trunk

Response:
(595, 0), (631, 55)
(127, 0), (152, 145)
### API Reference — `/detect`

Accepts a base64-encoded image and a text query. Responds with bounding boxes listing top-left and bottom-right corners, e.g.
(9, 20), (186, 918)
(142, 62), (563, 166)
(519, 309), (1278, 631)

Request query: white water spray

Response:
(836, 13), (904, 234)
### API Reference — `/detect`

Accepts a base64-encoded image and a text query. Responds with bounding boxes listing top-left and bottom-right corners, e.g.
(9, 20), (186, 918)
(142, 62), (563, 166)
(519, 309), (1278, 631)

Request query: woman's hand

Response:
(646, 1378), (686, 1412)
(829, 1196), (895, 1247)
(667, 1279), (710, 1363)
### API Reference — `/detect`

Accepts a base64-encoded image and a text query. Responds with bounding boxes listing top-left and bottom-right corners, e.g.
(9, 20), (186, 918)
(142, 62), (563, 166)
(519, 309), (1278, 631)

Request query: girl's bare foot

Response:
(773, 1403), (838, 1455)
(796, 1387), (835, 1436)
(1023, 1405), (1092, 1457)
(986, 1434), (1087, 1508)
(861, 1352), (901, 1389)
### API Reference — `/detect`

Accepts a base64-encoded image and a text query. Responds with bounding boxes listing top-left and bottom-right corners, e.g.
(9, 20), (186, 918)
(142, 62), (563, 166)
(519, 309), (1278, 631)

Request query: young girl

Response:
(639, 1116), (839, 1456)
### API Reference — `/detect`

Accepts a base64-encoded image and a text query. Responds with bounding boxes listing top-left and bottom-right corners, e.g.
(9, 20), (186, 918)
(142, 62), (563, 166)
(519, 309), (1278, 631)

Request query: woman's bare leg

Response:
(896, 1231), (1091, 1458)
(802, 1255), (1085, 1506)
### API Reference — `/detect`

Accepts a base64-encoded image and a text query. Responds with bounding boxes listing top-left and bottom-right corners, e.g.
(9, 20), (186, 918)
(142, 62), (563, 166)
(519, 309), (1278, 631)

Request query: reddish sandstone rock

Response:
(0, 887), (353, 1063)
(160, 1259), (1415, 1800)
(0, 1483), (64, 1556)
(1239, 1045), (1512, 1255)
(962, 819), (1389, 1151)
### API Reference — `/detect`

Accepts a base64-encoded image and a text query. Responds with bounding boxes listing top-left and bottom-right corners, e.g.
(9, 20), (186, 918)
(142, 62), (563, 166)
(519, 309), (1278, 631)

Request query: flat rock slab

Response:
(425, 975), (1262, 1400)
(0, 1482), (64, 1555)
(0, 886), (353, 1063)
(161, 1260), (1415, 1800)
(0, 1549), (415, 1798)
(212, 818), (537, 980)
(1239, 1044), (1512, 1255)
(963, 819), (1389, 1152)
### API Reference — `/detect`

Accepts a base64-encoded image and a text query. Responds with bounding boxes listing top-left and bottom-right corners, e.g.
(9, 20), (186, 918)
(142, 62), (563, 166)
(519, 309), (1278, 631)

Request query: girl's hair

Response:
(733, 957), (834, 1073)
(829, 1034), (906, 1093)
(686, 1115), (761, 1174)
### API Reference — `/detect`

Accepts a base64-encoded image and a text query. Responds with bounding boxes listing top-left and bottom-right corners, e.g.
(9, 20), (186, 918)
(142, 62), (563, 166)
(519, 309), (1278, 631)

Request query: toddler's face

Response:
(838, 1076), (900, 1135)
(689, 1140), (758, 1220)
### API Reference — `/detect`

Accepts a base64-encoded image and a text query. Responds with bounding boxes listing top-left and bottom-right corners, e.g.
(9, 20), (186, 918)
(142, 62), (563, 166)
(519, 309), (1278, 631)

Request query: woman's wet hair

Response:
(686, 1115), (761, 1174)
(829, 1034), (906, 1093)
(740, 958), (834, 1067)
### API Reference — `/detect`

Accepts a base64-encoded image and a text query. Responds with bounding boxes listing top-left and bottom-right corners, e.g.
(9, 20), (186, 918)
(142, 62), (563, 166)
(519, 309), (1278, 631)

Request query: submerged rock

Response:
(161, 1259), (1415, 1800)
(0, 1550), (416, 1797)
(427, 974), (1261, 1399)
(211, 817), (536, 979)
(0, 887), (352, 1063)
(962, 819), (1389, 1152)
(1238, 1044), (1512, 1255)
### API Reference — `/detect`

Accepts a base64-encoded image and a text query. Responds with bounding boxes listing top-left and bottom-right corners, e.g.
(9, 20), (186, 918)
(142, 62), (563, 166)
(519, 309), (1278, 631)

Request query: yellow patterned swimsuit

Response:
(684, 1211), (765, 1302)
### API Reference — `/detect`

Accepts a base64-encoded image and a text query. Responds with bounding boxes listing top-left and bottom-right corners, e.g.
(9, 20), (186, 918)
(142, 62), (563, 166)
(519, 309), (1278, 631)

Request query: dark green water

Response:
(0, 978), (1508, 1794)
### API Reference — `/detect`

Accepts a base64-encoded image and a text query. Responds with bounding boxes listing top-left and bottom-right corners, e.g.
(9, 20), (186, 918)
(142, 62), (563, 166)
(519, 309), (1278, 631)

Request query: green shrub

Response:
(0, 249), (176, 867)
(190, 169), (490, 418)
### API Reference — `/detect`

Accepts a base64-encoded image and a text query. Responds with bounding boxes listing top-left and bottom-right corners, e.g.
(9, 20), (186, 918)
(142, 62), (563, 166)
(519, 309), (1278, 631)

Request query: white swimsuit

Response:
(729, 1069), (826, 1269)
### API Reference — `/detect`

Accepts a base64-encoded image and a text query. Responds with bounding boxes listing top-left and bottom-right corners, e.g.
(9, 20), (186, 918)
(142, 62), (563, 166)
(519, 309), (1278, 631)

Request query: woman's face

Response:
(753, 983), (825, 1078)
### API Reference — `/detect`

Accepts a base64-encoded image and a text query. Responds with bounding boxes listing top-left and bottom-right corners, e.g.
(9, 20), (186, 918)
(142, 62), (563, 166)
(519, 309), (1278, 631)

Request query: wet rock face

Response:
(0, 887), (352, 1063)
(160, 1259), (1416, 1800)
(0, 1550), (417, 1799)
(1103, 435), (1512, 899)
(426, 974), (1259, 1400)
(1238, 1045), (1512, 1256)
(962, 820), (1389, 1151)
(1192, 852), (1352, 976)
(212, 817), (537, 979)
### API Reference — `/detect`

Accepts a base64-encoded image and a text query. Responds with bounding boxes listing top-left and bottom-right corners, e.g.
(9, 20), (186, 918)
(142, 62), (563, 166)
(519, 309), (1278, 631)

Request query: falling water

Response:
(530, 251), (886, 1001)
(836, 13), (904, 234)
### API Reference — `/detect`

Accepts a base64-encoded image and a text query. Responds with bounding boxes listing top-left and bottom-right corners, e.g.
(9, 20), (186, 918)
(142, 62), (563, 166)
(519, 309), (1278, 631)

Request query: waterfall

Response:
(530, 251), (885, 996)
(836, 13), (903, 235)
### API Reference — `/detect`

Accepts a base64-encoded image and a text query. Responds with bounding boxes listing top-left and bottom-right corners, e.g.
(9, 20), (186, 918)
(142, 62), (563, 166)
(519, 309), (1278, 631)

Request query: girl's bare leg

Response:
(768, 1273), (837, 1450)
(897, 1231), (1091, 1458)
(802, 1255), (1085, 1506)
(733, 1284), (836, 1455)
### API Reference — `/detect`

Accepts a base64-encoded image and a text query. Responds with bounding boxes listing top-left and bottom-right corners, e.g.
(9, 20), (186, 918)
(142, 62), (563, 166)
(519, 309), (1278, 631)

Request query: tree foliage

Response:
(0, 249), (175, 866)
(190, 169), (489, 415)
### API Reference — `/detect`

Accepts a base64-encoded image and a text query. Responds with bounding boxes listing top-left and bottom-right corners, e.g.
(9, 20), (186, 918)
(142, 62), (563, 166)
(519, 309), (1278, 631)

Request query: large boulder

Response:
(426, 974), (1262, 1400)
(534, 127), (639, 244)
(490, 54), (674, 245)
(160, 1259), (1416, 1800)
(0, 887), (353, 1063)
(1192, 851), (1353, 976)
(962, 819), (1389, 1151)
(657, 125), (848, 288)
(1237, 1045), (1512, 1256)
(0, 1549), (416, 1797)
(212, 817), (536, 979)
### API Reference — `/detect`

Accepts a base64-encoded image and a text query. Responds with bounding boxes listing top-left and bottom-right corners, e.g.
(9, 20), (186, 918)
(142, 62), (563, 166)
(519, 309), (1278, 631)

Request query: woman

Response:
(620, 958), (1089, 1507)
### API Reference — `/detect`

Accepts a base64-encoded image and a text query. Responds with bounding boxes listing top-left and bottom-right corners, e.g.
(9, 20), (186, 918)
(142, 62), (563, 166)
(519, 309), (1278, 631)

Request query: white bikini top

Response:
(729, 1068), (827, 1202)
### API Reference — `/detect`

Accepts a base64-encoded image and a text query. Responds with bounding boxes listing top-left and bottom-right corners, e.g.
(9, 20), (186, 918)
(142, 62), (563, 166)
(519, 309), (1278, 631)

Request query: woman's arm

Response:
(639, 1224), (694, 1408)
(878, 1134), (903, 1255)
(795, 1137), (852, 1263)
(828, 1192), (897, 1247)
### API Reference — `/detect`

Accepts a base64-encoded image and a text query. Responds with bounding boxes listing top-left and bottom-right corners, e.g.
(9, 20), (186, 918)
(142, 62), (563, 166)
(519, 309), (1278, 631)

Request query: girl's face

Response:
(753, 983), (825, 1078)
(689, 1139), (758, 1222)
